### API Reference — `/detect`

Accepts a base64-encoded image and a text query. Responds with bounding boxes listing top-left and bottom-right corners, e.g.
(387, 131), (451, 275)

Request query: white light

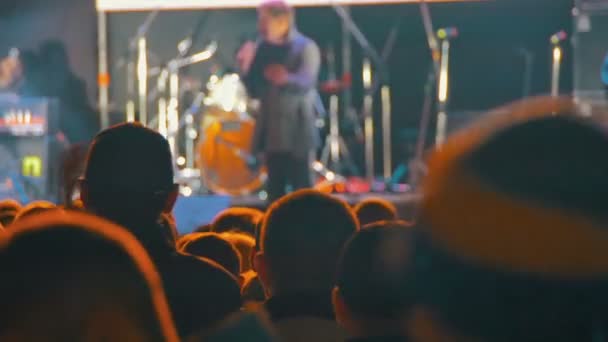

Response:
(553, 46), (562, 63)
(326, 171), (336, 181)
(176, 156), (186, 166)
(312, 161), (323, 172)
(181, 186), (193, 197)
(259, 191), (268, 201)
(362, 59), (372, 88)
(438, 40), (450, 103)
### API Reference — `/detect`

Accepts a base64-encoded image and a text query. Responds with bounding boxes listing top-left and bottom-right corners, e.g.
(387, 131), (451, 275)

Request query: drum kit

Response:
(196, 72), (267, 196)
(163, 69), (268, 197)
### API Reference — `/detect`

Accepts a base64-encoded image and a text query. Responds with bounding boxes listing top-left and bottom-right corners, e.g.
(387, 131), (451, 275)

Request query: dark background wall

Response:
(0, 0), (576, 171)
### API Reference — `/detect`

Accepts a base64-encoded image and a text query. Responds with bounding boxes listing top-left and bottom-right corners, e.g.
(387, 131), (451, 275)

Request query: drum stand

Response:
(317, 89), (358, 178)
(154, 42), (217, 195)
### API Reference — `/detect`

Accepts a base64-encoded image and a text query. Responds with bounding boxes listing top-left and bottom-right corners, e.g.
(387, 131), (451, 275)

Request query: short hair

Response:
(336, 221), (415, 320)
(353, 198), (398, 226)
(212, 207), (264, 236)
(13, 201), (58, 222)
(0, 199), (21, 227)
(180, 232), (241, 277)
(0, 211), (178, 341)
(260, 189), (359, 291)
(82, 123), (175, 224)
(195, 223), (213, 233)
(258, 0), (293, 17)
(220, 231), (256, 272)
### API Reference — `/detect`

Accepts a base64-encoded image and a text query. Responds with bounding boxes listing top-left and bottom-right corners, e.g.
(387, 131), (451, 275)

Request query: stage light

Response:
(176, 156), (186, 166)
(437, 29), (446, 39)
(98, 0), (483, 11)
(181, 185), (193, 197)
(553, 46), (562, 63)
(312, 161), (324, 172)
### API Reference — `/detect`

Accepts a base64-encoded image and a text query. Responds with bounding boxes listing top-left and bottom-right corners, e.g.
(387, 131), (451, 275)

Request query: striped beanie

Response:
(414, 97), (608, 341)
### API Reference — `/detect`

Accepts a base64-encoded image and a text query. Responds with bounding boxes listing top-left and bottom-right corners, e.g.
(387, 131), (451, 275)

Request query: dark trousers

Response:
(266, 152), (312, 203)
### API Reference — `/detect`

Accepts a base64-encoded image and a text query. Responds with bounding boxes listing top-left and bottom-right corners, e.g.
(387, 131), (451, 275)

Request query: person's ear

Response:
(79, 179), (90, 208)
(253, 251), (271, 296)
(332, 286), (352, 331)
(163, 184), (179, 213)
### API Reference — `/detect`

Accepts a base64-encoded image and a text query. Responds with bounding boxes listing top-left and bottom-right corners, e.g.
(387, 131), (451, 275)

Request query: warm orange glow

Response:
(97, 0), (482, 12)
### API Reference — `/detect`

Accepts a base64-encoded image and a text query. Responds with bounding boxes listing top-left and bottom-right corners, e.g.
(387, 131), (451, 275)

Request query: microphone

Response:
(550, 30), (567, 44)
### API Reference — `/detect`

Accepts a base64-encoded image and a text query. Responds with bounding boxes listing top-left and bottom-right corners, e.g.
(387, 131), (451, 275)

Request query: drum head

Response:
(198, 114), (266, 195)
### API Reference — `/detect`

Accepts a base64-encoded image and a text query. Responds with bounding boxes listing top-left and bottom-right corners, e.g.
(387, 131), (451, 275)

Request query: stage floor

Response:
(173, 191), (420, 234)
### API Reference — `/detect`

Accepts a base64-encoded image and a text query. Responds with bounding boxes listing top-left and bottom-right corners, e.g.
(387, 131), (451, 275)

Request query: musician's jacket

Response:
(243, 29), (321, 159)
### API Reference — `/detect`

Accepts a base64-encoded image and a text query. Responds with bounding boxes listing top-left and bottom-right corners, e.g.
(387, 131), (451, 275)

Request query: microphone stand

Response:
(408, 0), (441, 190)
(332, 3), (388, 187)
(125, 10), (159, 125)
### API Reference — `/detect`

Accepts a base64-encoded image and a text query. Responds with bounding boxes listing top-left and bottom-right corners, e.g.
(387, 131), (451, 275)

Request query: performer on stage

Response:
(237, 0), (321, 202)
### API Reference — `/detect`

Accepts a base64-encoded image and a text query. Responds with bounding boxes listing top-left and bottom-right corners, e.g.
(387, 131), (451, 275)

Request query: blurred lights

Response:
(98, 0), (480, 11)
(438, 40), (450, 103)
(181, 186), (193, 197)
(176, 156), (186, 166)
(553, 46), (562, 63)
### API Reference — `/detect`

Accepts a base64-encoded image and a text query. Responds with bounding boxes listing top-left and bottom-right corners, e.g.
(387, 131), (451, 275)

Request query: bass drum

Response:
(197, 111), (266, 196)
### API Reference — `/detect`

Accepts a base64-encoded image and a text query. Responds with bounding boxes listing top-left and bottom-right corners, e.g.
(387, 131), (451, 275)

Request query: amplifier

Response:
(0, 96), (61, 203)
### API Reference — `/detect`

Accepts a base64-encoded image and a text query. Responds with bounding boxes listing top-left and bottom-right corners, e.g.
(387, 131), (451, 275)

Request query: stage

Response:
(172, 191), (420, 234)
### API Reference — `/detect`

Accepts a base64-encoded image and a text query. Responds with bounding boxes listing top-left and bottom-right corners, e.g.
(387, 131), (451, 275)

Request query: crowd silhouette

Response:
(1, 96), (608, 341)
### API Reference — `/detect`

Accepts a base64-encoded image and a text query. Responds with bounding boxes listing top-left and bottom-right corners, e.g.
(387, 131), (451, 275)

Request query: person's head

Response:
(220, 231), (256, 272)
(180, 232), (241, 278)
(0, 199), (21, 227)
(13, 201), (58, 223)
(241, 273), (267, 303)
(195, 223), (213, 233)
(80, 123), (178, 229)
(0, 210), (178, 341)
(412, 97), (608, 341)
(258, 0), (293, 44)
(255, 189), (359, 296)
(212, 207), (264, 236)
(353, 198), (398, 227)
(333, 221), (415, 338)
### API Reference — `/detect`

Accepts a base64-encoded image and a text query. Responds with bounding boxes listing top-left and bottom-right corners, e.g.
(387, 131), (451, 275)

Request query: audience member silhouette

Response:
(212, 207), (264, 236)
(352, 198), (399, 227)
(221, 231), (256, 273)
(333, 221), (414, 341)
(255, 189), (359, 341)
(80, 123), (242, 337)
(0, 199), (20, 227)
(13, 200), (58, 223)
(180, 232), (242, 279)
(413, 98), (608, 342)
(0, 211), (179, 341)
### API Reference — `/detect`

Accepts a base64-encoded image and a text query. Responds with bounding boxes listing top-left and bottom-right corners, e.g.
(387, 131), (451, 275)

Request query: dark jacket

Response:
(243, 29), (321, 159)
(126, 221), (243, 337)
(264, 292), (347, 342)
